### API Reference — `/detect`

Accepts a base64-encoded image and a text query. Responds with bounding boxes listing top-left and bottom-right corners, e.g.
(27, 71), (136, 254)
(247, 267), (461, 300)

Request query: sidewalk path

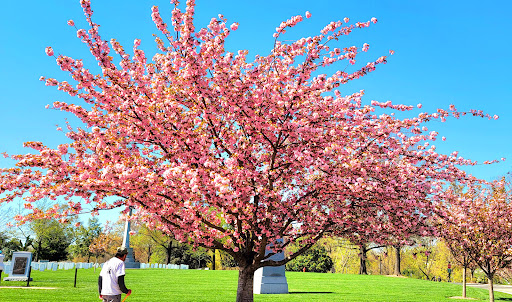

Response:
(461, 283), (512, 295)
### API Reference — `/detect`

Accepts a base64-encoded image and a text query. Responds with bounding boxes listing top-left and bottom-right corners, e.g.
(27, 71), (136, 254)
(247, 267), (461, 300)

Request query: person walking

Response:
(98, 247), (132, 302)
(0, 250), (4, 285)
(447, 262), (452, 282)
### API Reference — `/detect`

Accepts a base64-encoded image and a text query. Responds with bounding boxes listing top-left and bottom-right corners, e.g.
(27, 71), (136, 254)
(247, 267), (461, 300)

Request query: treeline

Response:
(0, 218), (211, 269)
(285, 237), (510, 285)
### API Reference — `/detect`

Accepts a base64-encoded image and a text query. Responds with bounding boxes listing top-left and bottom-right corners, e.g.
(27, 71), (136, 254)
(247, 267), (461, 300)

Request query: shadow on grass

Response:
(496, 299), (512, 301)
(289, 291), (334, 294)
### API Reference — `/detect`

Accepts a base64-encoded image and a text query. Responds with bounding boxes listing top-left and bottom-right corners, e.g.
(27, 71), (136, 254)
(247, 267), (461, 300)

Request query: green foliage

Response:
(164, 244), (211, 269)
(131, 224), (210, 268)
(219, 249), (237, 268)
(68, 218), (102, 261)
(0, 237), (24, 260)
(321, 237), (360, 274)
(31, 219), (73, 261)
(0, 232), (8, 255)
(286, 245), (333, 273)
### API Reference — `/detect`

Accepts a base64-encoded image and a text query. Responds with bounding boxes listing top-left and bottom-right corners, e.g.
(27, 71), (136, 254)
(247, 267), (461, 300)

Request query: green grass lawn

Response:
(0, 269), (510, 301)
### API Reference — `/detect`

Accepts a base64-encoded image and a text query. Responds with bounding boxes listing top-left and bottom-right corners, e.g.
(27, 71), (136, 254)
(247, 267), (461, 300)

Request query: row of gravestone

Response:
(139, 263), (189, 269)
(2, 261), (97, 274)
(1, 261), (189, 273)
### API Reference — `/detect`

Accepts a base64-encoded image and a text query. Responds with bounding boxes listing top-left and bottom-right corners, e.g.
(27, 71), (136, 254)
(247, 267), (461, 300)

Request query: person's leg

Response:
(102, 295), (122, 302)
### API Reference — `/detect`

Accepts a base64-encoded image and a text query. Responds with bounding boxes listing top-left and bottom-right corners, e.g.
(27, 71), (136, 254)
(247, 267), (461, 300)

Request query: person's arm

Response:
(118, 275), (130, 294)
(98, 275), (103, 296)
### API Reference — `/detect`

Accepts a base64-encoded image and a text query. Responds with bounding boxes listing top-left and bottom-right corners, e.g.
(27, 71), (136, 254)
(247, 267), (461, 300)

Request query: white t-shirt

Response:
(99, 257), (126, 295)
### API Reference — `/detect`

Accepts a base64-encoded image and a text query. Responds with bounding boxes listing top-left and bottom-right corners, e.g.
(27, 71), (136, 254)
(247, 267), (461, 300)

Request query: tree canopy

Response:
(0, 0), (498, 301)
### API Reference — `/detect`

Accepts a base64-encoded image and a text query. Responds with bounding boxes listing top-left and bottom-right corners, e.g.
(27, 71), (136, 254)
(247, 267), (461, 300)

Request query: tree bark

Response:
(394, 245), (401, 276)
(35, 240), (42, 262)
(212, 249), (216, 270)
(462, 265), (467, 298)
(359, 244), (368, 275)
(236, 266), (255, 302)
(488, 277), (494, 302)
(166, 241), (172, 264)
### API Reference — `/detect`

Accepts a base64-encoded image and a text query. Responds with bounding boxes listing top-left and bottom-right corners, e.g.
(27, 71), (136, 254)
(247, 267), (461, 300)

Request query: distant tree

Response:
(0, 205), (12, 233)
(69, 218), (102, 262)
(131, 225), (158, 263)
(219, 250), (238, 269)
(31, 218), (72, 261)
(439, 180), (512, 302)
(169, 245), (211, 269)
(407, 237), (440, 280)
(286, 244), (333, 273)
(1, 238), (24, 260)
(89, 222), (122, 263)
(0, 232), (7, 250)
(337, 196), (433, 276)
(135, 224), (178, 264)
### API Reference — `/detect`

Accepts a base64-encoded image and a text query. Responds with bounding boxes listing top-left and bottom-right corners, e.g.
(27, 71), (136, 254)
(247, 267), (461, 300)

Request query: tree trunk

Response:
(166, 240), (173, 264)
(488, 277), (494, 302)
(359, 245), (368, 275)
(462, 265), (467, 298)
(35, 240), (42, 262)
(394, 245), (401, 276)
(236, 266), (255, 302)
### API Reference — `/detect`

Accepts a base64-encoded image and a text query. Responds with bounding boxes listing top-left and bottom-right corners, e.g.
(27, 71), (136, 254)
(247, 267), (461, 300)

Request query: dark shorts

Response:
(102, 295), (121, 302)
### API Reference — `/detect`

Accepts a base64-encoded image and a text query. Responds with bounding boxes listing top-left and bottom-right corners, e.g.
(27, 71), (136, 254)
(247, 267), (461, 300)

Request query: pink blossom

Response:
(343, 17), (350, 23)
(371, 17), (378, 24)
(305, 11), (312, 19)
(67, 20), (75, 26)
(45, 47), (54, 56)
(230, 22), (239, 31)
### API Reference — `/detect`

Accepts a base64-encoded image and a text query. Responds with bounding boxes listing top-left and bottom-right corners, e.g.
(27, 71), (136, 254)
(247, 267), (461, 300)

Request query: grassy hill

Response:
(0, 269), (510, 301)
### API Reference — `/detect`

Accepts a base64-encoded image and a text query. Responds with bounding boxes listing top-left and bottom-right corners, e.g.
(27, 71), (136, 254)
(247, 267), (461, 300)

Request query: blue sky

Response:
(1, 0), (511, 226)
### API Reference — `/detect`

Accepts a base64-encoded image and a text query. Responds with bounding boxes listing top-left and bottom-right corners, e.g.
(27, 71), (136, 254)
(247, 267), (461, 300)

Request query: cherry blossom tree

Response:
(0, 0), (499, 301)
(438, 181), (512, 302)
(337, 193), (436, 276)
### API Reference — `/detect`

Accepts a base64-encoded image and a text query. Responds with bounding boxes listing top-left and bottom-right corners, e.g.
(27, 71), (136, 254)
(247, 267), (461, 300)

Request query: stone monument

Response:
(122, 208), (140, 269)
(253, 239), (289, 294)
(4, 251), (33, 281)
